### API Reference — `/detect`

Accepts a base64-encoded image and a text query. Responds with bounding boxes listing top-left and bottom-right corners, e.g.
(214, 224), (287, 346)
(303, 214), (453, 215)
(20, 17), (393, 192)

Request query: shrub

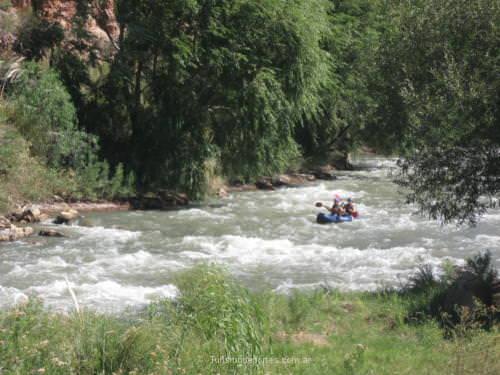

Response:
(15, 17), (64, 60)
(404, 252), (499, 331)
(10, 62), (87, 168)
(0, 115), (71, 212)
(5, 62), (135, 201)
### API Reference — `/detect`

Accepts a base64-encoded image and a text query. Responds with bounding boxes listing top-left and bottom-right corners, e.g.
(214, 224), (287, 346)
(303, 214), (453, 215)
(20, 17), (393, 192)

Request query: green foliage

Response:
(70, 0), (334, 194)
(15, 17), (64, 60)
(5, 0), (498, 214)
(0, 299), (168, 374)
(297, 0), (387, 162)
(169, 266), (264, 363)
(404, 252), (499, 331)
(370, 0), (500, 223)
(1, 62), (135, 205)
(1, 266), (498, 375)
(0, 0), (12, 11)
(0, 113), (70, 212)
(10, 62), (84, 168)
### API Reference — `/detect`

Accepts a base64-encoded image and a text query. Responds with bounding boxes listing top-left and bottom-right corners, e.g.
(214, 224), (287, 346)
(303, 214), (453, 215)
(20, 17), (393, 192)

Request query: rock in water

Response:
(312, 166), (338, 180)
(39, 229), (65, 238)
(130, 191), (190, 210)
(54, 209), (80, 225)
(0, 216), (11, 230)
(22, 206), (42, 223)
(0, 224), (34, 242)
(271, 175), (292, 187)
(256, 179), (275, 190)
(7, 206), (42, 223)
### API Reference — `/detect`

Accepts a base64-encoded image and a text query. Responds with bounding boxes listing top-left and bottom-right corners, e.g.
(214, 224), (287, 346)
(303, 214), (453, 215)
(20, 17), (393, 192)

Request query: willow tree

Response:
(295, 0), (388, 164)
(85, 0), (331, 196)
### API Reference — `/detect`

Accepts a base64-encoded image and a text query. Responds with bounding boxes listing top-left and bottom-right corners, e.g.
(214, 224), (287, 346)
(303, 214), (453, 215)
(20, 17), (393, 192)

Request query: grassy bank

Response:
(1, 266), (498, 375)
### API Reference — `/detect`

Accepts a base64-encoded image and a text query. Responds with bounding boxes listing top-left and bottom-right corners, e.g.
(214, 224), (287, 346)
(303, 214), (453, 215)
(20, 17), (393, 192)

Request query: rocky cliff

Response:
(9, 0), (119, 45)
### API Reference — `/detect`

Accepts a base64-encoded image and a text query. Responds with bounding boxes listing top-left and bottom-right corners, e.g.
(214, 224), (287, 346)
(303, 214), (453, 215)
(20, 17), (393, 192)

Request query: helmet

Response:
(347, 197), (353, 202)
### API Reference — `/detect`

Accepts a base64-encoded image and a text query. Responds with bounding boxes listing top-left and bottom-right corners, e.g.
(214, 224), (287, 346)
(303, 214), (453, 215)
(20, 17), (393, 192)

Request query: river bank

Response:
(0, 163), (341, 242)
(0, 266), (498, 375)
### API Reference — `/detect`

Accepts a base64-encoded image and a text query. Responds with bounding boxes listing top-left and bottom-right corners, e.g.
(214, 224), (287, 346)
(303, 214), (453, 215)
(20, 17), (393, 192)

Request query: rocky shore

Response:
(0, 202), (129, 242)
(0, 165), (339, 242)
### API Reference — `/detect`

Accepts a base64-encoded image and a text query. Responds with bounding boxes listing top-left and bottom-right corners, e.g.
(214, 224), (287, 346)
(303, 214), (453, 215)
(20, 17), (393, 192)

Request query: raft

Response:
(316, 213), (353, 224)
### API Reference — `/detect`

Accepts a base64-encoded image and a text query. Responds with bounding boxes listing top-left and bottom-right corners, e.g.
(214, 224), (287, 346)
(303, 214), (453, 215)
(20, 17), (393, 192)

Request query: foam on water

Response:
(1, 156), (499, 312)
(27, 280), (178, 312)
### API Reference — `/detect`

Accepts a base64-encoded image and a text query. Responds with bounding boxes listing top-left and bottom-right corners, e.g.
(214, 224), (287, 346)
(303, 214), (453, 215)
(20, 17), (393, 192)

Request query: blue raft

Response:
(316, 213), (353, 224)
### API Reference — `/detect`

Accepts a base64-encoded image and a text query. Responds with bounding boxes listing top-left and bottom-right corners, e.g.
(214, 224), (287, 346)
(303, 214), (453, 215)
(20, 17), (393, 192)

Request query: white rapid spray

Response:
(0, 156), (498, 312)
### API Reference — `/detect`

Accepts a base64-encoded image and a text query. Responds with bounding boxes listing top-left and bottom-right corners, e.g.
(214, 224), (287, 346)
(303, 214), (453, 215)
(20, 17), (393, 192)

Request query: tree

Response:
(370, 0), (500, 224)
(82, 0), (332, 196)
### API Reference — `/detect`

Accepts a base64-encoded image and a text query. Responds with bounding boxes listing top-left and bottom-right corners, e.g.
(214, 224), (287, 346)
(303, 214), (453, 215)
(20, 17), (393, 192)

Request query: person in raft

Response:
(343, 197), (356, 215)
(330, 196), (346, 216)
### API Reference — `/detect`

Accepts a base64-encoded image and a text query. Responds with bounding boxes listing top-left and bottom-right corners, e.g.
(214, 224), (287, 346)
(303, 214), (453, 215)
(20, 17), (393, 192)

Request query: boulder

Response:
(332, 153), (354, 170)
(158, 190), (189, 206)
(312, 166), (337, 180)
(22, 206), (41, 223)
(39, 229), (65, 238)
(7, 206), (42, 223)
(130, 191), (190, 210)
(256, 178), (275, 190)
(271, 175), (292, 187)
(0, 225), (34, 242)
(0, 215), (11, 230)
(53, 209), (80, 225)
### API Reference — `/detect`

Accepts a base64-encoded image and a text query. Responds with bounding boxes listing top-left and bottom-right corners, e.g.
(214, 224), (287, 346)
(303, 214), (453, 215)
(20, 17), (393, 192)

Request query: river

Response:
(1, 157), (499, 312)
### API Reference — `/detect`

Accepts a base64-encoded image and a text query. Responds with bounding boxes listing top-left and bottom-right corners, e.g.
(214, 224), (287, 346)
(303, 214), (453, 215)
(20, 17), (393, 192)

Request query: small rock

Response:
(0, 215), (11, 230)
(7, 206), (42, 223)
(54, 209), (80, 225)
(0, 225), (34, 242)
(39, 229), (65, 238)
(23, 206), (41, 223)
(312, 166), (337, 180)
(217, 187), (229, 198)
(130, 191), (190, 210)
(256, 179), (275, 190)
(271, 175), (292, 187)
